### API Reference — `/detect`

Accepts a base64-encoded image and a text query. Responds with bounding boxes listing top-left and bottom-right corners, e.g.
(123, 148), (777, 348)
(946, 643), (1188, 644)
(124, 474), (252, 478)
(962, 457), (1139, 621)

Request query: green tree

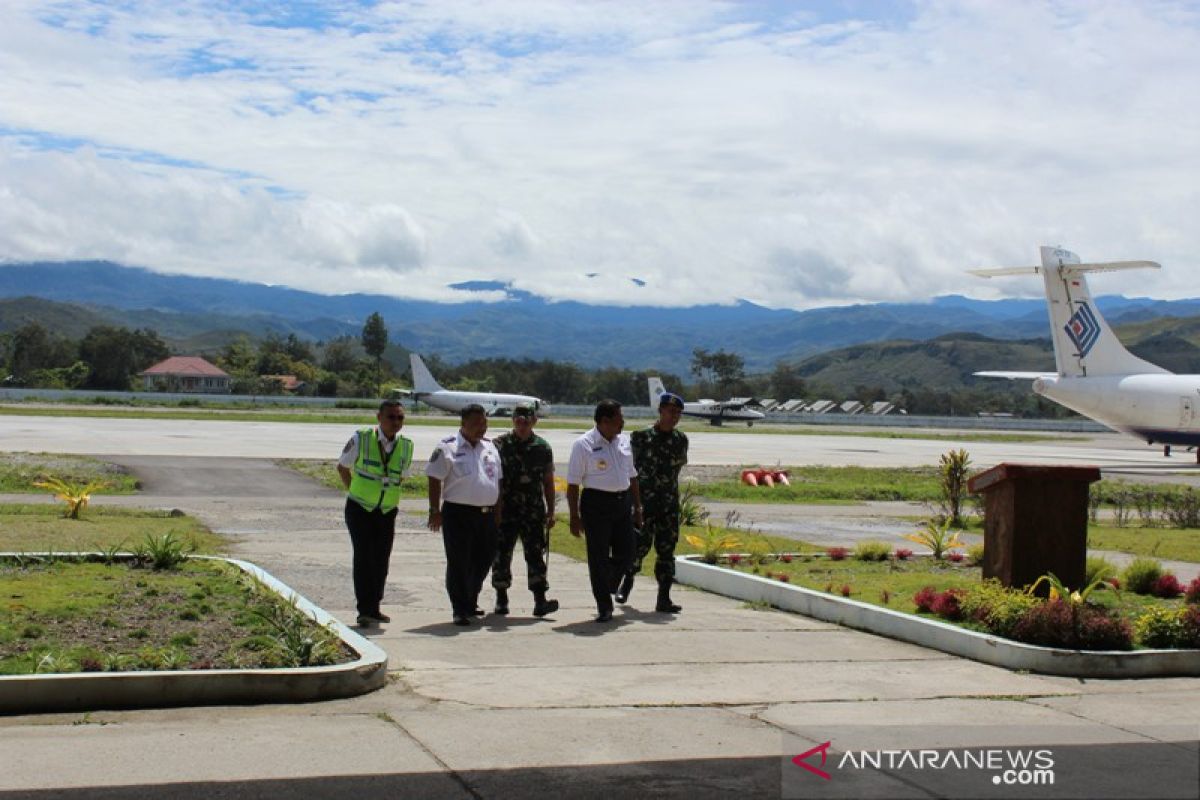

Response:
(8, 322), (75, 382)
(769, 361), (806, 400)
(361, 312), (388, 397)
(78, 326), (169, 390)
(320, 336), (359, 374)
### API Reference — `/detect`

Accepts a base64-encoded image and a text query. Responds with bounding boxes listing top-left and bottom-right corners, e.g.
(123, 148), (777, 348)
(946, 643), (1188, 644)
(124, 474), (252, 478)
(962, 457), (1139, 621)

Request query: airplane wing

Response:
(974, 371), (1056, 380)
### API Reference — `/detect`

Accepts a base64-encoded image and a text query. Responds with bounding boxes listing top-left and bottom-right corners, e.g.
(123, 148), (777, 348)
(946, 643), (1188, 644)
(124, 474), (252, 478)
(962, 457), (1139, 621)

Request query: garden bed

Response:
(0, 553), (387, 713)
(676, 555), (1200, 678)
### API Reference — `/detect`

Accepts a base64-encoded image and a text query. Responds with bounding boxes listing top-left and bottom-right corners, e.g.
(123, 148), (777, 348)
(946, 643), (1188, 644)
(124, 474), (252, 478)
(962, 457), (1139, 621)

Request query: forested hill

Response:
(3, 259), (1200, 373)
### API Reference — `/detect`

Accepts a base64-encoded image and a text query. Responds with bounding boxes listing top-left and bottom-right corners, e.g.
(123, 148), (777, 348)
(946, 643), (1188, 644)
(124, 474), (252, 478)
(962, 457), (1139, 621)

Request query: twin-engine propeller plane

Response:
(404, 353), (549, 417)
(973, 246), (1200, 460)
(648, 377), (765, 426)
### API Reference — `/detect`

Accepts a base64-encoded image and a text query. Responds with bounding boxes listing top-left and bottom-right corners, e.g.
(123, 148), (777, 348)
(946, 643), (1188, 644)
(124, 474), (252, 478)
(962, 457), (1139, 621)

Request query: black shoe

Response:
(368, 611), (391, 623)
(453, 615), (472, 626)
(356, 615), (377, 628)
(473, 607), (486, 617)
(615, 573), (635, 604)
(494, 588), (509, 616)
(533, 597), (559, 617)
(594, 610), (613, 623)
(657, 578), (681, 613)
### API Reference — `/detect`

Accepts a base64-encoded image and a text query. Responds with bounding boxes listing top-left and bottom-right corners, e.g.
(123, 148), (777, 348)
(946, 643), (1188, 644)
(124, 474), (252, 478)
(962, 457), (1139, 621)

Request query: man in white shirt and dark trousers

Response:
(426, 404), (504, 626)
(567, 399), (643, 623)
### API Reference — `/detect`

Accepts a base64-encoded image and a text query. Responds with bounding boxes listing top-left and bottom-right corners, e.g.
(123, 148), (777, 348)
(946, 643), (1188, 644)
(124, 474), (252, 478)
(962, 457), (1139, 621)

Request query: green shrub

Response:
(853, 541), (892, 562)
(1085, 556), (1118, 586)
(1134, 606), (1190, 649)
(966, 543), (985, 567)
(959, 580), (1039, 638)
(1122, 557), (1164, 595)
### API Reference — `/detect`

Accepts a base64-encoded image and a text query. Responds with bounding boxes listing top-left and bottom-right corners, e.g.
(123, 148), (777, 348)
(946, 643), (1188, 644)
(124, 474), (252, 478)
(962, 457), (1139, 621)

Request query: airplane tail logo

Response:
(1064, 303), (1101, 357)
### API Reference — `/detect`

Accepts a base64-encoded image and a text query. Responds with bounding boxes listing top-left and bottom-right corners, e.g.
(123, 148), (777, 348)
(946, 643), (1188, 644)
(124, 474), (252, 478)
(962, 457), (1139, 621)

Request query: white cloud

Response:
(0, 0), (1198, 307)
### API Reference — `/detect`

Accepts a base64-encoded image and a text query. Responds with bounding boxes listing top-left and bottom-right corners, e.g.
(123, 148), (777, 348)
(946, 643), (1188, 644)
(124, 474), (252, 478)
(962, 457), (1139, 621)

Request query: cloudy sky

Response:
(1, 1), (1197, 308)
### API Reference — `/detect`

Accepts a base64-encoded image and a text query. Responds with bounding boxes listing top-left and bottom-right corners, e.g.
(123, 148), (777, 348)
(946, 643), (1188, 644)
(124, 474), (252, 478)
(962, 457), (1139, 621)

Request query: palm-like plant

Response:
(1026, 571), (1116, 604)
(32, 476), (107, 519)
(902, 517), (964, 560)
(685, 523), (742, 564)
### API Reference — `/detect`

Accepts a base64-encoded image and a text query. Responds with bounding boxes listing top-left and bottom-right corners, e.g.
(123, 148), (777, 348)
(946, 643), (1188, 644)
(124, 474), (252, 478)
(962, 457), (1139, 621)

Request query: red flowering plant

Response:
(826, 547), (848, 561)
(913, 586), (939, 613)
(930, 588), (966, 621)
(1186, 577), (1200, 604)
(1151, 574), (1183, 599)
(893, 548), (913, 561)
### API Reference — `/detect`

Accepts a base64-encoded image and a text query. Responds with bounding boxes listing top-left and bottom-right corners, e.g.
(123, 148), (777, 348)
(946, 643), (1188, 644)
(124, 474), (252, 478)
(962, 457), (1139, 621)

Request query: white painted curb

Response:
(0, 554), (388, 714)
(676, 556), (1200, 678)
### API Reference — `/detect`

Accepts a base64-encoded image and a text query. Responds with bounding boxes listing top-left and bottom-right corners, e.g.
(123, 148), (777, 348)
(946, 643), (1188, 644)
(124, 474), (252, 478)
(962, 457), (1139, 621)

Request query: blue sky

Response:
(1, 1), (1197, 307)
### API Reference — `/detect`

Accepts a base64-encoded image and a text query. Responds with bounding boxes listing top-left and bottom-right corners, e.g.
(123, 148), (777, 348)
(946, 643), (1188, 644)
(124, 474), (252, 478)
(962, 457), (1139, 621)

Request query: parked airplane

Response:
(972, 245), (1200, 459)
(405, 354), (549, 417)
(647, 377), (765, 426)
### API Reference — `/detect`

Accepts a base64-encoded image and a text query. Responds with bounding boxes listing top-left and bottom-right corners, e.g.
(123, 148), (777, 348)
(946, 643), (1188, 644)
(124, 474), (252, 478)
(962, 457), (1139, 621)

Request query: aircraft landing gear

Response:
(1165, 445), (1172, 457)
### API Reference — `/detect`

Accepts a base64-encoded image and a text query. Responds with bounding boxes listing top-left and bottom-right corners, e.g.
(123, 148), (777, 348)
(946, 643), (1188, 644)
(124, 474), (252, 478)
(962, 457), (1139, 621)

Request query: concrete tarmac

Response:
(1, 432), (1199, 798)
(5, 413), (1200, 476)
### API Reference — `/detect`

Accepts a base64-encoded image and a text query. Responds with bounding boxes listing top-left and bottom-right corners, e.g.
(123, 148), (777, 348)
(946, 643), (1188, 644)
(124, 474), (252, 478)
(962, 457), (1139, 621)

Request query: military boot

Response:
(532, 589), (559, 617)
(615, 572), (635, 604)
(656, 576), (681, 613)
(494, 587), (509, 616)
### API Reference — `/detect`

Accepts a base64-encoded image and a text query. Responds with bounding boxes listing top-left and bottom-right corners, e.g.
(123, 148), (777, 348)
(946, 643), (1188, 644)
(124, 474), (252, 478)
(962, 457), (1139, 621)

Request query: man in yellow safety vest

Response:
(337, 399), (414, 627)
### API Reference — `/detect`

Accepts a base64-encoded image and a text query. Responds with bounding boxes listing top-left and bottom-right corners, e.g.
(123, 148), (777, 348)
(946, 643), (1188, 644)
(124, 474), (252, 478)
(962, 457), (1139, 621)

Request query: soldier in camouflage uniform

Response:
(622, 391), (689, 613)
(491, 404), (560, 618)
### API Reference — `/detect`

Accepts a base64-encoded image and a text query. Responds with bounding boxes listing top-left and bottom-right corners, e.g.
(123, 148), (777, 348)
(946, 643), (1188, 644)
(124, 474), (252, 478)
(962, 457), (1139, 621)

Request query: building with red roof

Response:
(139, 356), (231, 394)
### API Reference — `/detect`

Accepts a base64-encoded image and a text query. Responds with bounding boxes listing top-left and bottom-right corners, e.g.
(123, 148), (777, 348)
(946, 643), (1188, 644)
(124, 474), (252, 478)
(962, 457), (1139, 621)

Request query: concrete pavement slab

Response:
(385, 705), (782, 771)
(741, 698), (1157, 749)
(0, 708), (445, 791)
(373, 628), (952, 670)
(1029, 692), (1200, 742)
(402, 659), (1067, 709)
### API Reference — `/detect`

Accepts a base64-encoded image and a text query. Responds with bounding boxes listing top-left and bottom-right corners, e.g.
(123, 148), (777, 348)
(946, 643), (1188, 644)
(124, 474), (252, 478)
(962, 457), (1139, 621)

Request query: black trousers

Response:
(580, 488), (634, 614)
(442, 502), (499, 618)
(344, 499), (398, 617)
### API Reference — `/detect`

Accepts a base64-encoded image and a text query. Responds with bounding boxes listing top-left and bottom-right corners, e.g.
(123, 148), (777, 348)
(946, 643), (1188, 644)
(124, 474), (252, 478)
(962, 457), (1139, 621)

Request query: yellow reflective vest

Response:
(348, 427), (413, 513)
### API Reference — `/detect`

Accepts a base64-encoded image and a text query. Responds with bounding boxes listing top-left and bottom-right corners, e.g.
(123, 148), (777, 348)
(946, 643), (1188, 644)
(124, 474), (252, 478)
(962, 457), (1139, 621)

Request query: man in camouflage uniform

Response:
(622, 391), (688, 613)
(491, 404), (560, 618)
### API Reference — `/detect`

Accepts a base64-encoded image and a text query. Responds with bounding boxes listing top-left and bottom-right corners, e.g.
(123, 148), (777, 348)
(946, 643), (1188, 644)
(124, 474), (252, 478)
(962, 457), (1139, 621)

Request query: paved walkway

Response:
(1, 458), (1198, 798)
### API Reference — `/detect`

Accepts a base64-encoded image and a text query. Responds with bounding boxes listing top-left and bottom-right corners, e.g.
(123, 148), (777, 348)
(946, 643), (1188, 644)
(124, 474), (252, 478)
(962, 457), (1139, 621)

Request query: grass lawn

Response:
(0, 558), (353, 674)
(1088, 524), (1200, 563)
(690, 465), (945, 504)
(283, 460), (950, 506)
(280, 459), (427, 497)
(0, 504), (226, 555)
(545, 519), (822, 576)
(0, 453), (140, 494)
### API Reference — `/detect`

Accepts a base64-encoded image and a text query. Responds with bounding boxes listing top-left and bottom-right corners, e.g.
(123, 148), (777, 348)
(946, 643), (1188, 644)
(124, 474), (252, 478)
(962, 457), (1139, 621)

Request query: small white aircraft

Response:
(648, 377), (765, 426)
(405, 353), (549, 417)
(973, 246), (1200, 459)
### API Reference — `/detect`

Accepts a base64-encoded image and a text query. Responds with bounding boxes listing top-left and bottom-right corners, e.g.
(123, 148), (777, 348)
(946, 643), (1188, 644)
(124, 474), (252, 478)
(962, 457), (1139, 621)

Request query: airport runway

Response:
(2, 413), (1198, 476)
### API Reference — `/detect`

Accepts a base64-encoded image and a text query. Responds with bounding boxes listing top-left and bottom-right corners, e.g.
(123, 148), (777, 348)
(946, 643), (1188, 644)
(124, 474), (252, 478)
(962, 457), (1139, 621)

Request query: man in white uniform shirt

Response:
(426, 404), (503, 626)
(567, 399), (643, 623)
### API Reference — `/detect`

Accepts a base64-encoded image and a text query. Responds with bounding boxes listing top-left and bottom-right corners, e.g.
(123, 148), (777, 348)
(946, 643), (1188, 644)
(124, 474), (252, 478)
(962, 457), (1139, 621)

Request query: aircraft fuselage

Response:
(1035, 374), (1200, 446)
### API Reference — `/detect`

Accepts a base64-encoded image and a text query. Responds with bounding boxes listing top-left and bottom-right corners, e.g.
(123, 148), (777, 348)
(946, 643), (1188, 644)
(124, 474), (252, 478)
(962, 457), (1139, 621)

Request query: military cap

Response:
(658, 392), (685, 409)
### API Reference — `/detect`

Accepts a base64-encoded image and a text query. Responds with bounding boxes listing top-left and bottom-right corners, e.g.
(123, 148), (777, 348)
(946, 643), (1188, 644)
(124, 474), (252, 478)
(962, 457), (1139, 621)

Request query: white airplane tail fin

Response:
(971, 246), (1166, 378)
(410, 354), (445, 393)
(648, 377), (667, 410)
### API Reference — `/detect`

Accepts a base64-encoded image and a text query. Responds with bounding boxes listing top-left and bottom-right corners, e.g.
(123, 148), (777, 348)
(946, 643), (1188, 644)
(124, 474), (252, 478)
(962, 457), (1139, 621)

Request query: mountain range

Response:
(3, 260), (1200, 376)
